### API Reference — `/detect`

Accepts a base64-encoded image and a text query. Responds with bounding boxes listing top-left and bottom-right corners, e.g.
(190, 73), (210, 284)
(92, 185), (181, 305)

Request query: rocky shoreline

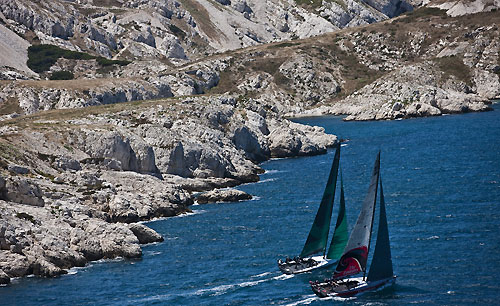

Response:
(0, 94), (337, 285)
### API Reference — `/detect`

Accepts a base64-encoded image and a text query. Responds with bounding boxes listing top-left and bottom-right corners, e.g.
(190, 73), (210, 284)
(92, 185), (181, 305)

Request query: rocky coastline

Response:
(0, 94), (337, 285)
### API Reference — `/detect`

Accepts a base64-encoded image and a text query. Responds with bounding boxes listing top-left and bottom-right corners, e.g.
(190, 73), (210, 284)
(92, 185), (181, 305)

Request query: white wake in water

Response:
(256, 178), (276, 184)
(251, 272), (272, 278)
(138, 210), (206, 224)
(273, 274), (295, 280)
(195, 284), (236, 296)
(173, 210), (206, 218)
(66, 266), (88, 275)
(264, 169), (281, 174)
(284, 294), (319, 306)
(284, 294), (348, 306)
(194, 271), (291, 296)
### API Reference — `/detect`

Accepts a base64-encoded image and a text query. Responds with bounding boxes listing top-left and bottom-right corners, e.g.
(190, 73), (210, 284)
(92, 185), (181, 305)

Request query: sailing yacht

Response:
(277, 144), (349, 274)
(310, 152), (396, 297)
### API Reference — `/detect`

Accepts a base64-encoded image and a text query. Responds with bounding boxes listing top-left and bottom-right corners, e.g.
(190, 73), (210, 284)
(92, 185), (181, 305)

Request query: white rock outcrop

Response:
(196, 188), (252, 204)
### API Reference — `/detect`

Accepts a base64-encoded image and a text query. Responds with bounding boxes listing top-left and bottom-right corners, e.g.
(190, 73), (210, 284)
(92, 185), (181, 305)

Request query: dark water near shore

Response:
(3, 105), (500, 305)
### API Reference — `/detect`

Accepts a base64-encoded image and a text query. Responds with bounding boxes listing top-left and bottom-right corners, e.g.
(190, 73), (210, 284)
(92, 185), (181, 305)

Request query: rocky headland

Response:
(0, 0), (499, 285)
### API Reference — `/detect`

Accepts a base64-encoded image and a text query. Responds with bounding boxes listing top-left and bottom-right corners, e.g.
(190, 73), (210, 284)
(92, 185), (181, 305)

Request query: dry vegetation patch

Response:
(178, 0), (222, 41)
(434, 55), (473, 86)
(0, 97), (23, 116)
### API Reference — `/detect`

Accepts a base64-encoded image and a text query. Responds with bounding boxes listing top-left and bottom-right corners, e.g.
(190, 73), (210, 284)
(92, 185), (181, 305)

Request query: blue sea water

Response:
(2, 104), (500, 305)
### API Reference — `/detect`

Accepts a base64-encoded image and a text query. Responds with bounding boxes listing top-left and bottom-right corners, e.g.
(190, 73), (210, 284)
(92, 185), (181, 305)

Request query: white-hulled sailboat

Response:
(310, 152), (396, 297)
(278, 144), (349, 274)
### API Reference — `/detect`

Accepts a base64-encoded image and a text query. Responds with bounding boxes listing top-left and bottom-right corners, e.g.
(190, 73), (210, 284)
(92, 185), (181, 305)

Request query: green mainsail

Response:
(300, 144), (341, 258)
(326, 173), (349, 260)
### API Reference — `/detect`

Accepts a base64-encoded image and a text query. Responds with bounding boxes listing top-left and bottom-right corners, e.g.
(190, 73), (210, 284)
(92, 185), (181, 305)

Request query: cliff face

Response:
(201, 7), (499, 120)
(0, 93), (336, 283)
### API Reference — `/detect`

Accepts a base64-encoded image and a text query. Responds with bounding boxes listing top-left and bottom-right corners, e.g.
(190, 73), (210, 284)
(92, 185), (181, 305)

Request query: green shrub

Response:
(434, 55), (472, 86)
(27, 44), (131, 73)
(294, 0), (322, 8)
(49, 70), (74, 80)
(400, 7), (446, 23)
(28, 44), (93, 73)
(96, 57), (131, 67)
(16, 212), (37, 224)
(268, 42), (299, 49)
(169, 24), (186, 40)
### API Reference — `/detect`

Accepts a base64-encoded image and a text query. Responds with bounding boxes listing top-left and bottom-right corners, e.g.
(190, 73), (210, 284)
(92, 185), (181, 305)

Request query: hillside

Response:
(0, 0), (412, 69)
(1, 6), (498, 120)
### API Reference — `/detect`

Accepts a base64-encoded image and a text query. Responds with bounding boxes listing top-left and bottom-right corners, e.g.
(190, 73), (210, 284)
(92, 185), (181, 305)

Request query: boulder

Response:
(268, 121), (335, 157)
(233, 1), (252, 14)
(0, 269), (10, 284)
(54, 156), (81, 171)
(232, 126), (269, 162)
(75, 237), (104, 262)
(7, 164), (30, 175)
(474, 70), (500, 99)
(4, 177), (45, 207)
(108, 195), (140, 223)
(30, 258), (65, 278)
(158, 34), (187, 59)
(268, 127), (302, 157)
(196, 188), (252, 204)
(131, 27), (156, 48)
(0, 251), (30, 277)
(129, 223), (164, 244)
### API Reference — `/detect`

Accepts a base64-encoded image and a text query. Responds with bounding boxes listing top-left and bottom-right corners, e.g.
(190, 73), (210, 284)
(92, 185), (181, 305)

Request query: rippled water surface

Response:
(3, 104), (500, 305)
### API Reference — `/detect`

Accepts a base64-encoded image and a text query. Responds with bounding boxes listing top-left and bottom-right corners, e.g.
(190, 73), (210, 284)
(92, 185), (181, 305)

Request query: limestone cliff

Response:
(0, 94), (336, 284)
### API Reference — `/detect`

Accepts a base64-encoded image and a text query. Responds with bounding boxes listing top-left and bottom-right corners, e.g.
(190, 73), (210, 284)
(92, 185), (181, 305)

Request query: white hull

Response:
(278, 256), (337, 274)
